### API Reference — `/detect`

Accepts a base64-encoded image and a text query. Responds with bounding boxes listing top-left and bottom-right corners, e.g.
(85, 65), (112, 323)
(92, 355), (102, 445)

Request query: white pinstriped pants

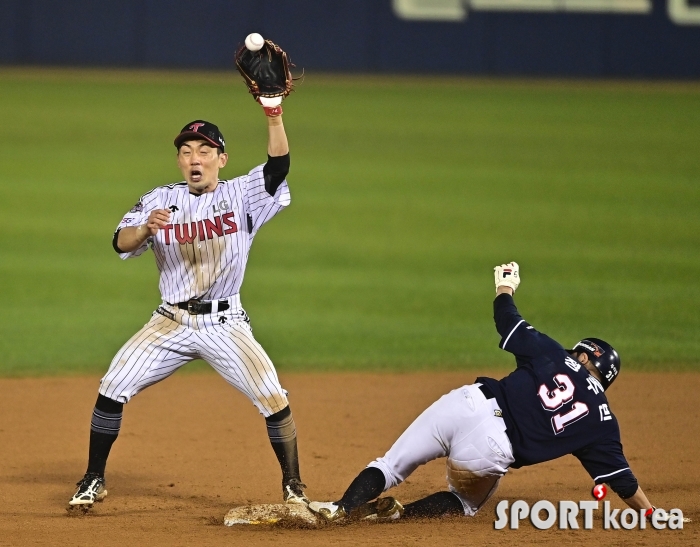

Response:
(99, 301), (288, 417)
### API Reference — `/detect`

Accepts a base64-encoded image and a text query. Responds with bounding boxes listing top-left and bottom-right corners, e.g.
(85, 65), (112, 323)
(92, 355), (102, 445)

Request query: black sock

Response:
(85, 394), (123, 477)
(265, 406), (301, 485)
(403, 491), (464, 518)
(337, 467), (386, 513)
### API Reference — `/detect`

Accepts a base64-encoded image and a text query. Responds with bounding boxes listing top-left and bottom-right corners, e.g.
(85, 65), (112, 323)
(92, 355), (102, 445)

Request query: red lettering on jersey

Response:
(164, 217), (234, 244)
(175, 222), (197, 244)
(204, 217), (224, 239)
(222, 212), (238, 235)
(163, 224), (173, 245)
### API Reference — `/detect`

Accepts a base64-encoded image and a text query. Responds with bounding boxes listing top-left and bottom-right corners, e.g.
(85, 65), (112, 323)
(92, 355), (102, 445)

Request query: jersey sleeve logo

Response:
(129, 201), (144, 213)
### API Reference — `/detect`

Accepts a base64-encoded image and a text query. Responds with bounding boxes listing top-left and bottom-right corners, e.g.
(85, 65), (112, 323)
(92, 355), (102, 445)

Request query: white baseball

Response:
(245, 33), (264, 52)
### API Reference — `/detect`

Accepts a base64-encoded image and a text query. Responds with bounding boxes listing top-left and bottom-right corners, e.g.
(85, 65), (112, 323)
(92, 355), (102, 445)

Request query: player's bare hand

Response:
(143, 209), (171, 236)
(494, 262), (520, 294)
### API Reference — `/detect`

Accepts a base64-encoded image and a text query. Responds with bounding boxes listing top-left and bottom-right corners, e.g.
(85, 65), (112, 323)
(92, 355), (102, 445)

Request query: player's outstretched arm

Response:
(116, 209), (170, 252)
(620, 485), (653, 511)
(491, 262), (563, 358)
(261, 114), (290, 197)
(267, 114), (289, 157)
(493, 262), (524, 336)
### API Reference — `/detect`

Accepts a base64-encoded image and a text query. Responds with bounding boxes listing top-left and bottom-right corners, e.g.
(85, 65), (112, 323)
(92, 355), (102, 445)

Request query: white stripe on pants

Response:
(367, 384), (514, 516)
(99, 304), (288, 416)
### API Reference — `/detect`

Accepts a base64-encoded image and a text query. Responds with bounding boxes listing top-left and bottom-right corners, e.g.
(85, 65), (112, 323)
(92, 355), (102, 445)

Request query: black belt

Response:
(170, 299), (230, 315)
(478, 384), (495, 400)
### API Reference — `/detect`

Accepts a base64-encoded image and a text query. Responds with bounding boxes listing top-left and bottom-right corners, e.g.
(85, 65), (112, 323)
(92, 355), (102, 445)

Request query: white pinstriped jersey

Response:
(116, 163), (290, 304)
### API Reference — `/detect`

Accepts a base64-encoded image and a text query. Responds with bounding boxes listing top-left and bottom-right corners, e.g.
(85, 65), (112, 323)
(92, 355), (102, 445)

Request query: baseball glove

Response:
(235, 39), (296, 115)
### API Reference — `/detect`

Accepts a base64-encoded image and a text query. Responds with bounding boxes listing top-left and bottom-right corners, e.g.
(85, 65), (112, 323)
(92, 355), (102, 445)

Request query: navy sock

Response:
(403, 491), (464, 518)
(265, 405), (301, 485)
(337, 467), (386, 513)
(86, 394), (123, 476)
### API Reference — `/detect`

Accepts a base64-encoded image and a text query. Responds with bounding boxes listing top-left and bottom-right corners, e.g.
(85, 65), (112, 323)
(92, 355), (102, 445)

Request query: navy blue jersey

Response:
(476, 294), (637, 495)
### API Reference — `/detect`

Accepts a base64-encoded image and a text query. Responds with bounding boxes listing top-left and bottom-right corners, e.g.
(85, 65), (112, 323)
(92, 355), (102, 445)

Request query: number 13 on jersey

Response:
(538, 374), (589, 434)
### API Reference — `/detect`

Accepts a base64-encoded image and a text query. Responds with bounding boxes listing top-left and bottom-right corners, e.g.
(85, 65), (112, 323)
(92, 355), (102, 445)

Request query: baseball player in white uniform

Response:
(68, 109), (309, 508)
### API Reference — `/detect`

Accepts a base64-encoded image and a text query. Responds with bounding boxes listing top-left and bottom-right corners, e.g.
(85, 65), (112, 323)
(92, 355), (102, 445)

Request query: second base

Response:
(224, 503), (318, 528)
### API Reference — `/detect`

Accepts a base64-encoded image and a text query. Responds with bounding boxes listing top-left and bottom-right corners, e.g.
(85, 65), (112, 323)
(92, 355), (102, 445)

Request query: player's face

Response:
(177, 140), (229, 194)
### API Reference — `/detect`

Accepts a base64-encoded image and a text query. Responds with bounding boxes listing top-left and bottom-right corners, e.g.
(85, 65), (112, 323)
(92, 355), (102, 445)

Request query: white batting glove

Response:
(494, 262), (520, 293)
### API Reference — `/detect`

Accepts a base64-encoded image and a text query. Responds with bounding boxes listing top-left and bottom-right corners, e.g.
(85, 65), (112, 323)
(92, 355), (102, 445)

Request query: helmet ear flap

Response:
(571, 338), (620, 390)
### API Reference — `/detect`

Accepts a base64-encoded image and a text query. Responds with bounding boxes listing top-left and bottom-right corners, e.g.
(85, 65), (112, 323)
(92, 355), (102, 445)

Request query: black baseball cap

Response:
(174, 120), (226, 152)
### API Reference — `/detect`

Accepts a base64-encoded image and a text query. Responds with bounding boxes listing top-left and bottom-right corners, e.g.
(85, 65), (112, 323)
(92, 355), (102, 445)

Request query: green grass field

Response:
(0, 68), (698, 375)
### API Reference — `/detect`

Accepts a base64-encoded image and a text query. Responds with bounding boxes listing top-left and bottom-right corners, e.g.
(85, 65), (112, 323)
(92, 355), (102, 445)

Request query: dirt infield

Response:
(0, 371), (697, 546)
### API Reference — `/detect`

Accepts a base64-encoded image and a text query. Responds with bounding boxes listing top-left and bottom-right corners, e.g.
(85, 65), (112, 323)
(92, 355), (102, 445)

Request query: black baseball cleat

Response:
(283, 479), (310, 505)
(68, 472), (108, 509)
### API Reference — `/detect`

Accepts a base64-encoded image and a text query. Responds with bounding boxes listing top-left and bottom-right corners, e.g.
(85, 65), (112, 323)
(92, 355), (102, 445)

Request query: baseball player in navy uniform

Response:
(69, 105), (309, 508)
(308, 262), (654, 522)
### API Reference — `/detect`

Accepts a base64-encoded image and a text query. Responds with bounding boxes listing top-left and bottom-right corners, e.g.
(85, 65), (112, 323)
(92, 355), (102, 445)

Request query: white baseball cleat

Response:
(308, 501), (347, 522)
(68, 473), (108, 507)
(283, 479), (310, 506)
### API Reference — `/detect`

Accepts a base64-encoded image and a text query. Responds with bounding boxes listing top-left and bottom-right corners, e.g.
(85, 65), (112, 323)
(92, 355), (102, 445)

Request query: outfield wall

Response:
(1, 0), (699, 77)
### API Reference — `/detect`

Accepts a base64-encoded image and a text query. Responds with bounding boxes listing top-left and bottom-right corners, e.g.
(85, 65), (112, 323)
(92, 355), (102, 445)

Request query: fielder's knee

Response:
(254, 389), (289, 417)
(97, 384), (131, 404)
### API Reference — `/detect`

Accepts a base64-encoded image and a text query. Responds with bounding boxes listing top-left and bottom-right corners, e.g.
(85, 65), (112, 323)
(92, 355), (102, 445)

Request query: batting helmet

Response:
(570, 338), (621, 390)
